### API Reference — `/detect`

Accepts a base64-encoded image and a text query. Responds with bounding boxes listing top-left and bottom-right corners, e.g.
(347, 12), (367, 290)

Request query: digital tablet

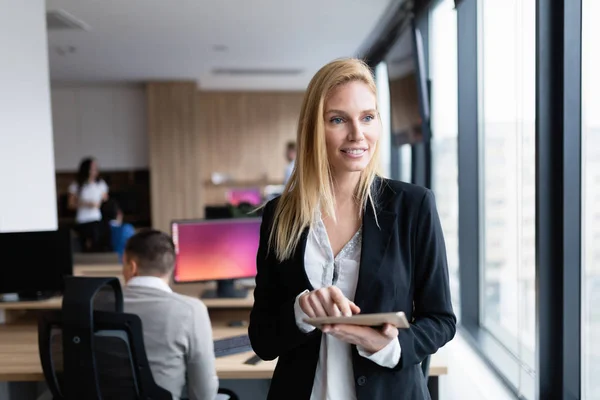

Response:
(303, 312), (410, 329)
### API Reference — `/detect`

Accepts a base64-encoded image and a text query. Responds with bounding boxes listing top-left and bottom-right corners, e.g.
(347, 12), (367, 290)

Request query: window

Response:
(376, 60), (412, 183)
(375, 62), (392, 178)
(429, 0), (459, 318)
(582, 0), (600, 397)
(399, 145), (412, 183)
(479, 0), (535, 397)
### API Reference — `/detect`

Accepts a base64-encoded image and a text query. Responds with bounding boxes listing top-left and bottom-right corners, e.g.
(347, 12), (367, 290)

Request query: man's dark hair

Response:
(124, 229), (175, 276)
(286, 141), (296, 151)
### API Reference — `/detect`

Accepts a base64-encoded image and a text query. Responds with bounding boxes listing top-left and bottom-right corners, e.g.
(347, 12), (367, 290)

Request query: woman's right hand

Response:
(298, 286), (360, 318)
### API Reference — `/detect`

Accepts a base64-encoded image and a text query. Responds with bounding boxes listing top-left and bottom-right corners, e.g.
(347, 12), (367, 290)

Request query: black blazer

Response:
(248, 178), (456, 400)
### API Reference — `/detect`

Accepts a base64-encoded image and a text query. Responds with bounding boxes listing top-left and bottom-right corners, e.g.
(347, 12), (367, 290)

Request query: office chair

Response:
(38, 276), (172, 400)
(38, 276), (239, 400)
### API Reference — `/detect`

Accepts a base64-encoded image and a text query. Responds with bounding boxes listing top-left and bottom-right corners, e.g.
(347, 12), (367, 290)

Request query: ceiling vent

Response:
(212, 68), (303, 76)
(46, 10), (91, 31)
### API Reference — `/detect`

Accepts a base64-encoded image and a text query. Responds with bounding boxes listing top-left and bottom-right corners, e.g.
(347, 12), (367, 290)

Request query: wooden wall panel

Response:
(147, 82), (201, 232)
(147, 87), (304, 228)
(197, 91), (304, 205)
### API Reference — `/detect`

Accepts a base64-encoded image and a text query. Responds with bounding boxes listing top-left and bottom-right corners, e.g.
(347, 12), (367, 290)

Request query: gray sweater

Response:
(123, 283), (219, 400)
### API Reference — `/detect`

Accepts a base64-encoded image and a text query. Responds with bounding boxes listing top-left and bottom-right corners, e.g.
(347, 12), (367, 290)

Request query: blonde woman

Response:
(248, 59), (456, 400)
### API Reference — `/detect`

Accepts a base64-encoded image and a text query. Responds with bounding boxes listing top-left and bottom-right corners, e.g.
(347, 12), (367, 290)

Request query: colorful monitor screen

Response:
(225, 188), (262, 206)
(171, 218), (261, 283)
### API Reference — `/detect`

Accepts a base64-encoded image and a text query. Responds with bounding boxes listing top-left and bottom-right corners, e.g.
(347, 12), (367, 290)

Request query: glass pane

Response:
(429, 0), (459, 318)
(479, 0), (536, 395)
(400, 145), (412, 183)
(381, 25), (423, 184)
(582, 0), (600, 398)
(375, 62), (392, 178)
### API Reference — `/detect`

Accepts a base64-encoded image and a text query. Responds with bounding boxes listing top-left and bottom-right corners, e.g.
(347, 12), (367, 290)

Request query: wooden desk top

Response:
(0, 323), (277, 381)
(0, 264), (254, 311)
(0, 287), (253, 311)
(0, 321), (447, 382)
(0, 262), (447, 381)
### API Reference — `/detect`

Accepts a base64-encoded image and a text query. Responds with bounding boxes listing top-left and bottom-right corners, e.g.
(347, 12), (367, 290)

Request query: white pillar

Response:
(0, 0), (57, 232)
(375, 62), (391, 178)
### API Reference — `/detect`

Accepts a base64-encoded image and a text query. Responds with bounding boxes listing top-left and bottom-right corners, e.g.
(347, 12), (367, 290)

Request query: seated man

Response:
(101, 198), (136, 261)
(122, 229), (219, 400)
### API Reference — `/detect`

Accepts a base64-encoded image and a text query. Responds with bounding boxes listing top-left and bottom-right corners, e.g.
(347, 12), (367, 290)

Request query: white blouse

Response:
(293, 212), (401, 400)
(68, 179), (108, 224)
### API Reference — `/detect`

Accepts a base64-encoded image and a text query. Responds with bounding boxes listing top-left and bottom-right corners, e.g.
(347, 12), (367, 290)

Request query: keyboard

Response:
(213, 334), (253, 358)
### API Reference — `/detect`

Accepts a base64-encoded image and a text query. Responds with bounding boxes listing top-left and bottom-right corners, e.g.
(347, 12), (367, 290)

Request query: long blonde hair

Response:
(269, 58), (381, 262)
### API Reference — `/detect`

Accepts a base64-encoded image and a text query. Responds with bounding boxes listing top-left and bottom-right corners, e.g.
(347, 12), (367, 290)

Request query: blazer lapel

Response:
(354, 200), (397, 309)
(292, 228), (314, 291)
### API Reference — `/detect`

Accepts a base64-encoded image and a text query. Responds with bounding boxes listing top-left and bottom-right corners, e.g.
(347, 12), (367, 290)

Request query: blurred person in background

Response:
(102, 198), (136, 261)
(68, 157), (108, 252)
(283, 141), (297, 185)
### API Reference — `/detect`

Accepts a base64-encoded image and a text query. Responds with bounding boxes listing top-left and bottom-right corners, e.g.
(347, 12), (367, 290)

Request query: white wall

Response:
(51, 84), (148, 172)
(0, 0), (57, 232)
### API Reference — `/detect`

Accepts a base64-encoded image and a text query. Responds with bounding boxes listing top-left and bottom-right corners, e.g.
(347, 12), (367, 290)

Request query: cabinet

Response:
(51, 85), (148, 172)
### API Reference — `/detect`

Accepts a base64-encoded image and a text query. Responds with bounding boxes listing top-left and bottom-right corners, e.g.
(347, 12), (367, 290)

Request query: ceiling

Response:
(46, 0), (394, 90)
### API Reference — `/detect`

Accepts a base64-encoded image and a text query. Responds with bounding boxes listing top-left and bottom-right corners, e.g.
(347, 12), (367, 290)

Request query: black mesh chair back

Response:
(38, 276), (172, 400)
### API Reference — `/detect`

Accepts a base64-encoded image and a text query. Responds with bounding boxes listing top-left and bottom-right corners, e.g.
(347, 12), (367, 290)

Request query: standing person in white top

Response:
(68, 157), (109, 252)
(248, 58), (456, 400)
(283, 141), (296, 185)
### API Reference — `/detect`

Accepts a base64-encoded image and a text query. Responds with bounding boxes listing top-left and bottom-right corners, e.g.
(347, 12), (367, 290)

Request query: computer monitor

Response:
(204, 205), (232, 220)
(171, 218), (261, 298)
(0, 229), (73, 300)
(225, 188), (262, 207)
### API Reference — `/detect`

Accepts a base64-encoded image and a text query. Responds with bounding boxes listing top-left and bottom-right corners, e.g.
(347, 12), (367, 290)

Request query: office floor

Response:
(439, 332), (516, 400)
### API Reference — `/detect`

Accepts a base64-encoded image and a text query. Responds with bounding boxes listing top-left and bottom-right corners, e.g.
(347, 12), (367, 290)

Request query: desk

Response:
(0, 321), (447, 381)
(0, 264), (254, 322)
(0, 284), (253, 311)
(0, 264), (448, 399)
(72, 265), (255, 308)
(0, 323), (279, 382)
(72, 252), (119, 265)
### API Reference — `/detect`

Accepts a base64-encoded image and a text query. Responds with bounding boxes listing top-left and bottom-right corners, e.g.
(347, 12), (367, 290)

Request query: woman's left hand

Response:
(323, 323), (399, 353)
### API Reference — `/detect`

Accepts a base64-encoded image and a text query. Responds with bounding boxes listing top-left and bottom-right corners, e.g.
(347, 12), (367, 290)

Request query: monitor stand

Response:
(201, 279), (248, 299)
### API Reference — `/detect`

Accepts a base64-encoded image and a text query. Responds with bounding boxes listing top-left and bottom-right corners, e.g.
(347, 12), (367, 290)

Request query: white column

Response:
(0, 0), (57, 232)
(375, 62), (391, 178)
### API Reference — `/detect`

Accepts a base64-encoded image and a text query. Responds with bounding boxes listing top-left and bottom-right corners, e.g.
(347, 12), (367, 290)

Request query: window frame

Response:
(454, 0), (583, 397)
(535, 0), (582, 397)
(454, 0), (530, 394)
(428, 0), (461, 319)
(580, 1), (600, 397)
(361, 0), (584, 396)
